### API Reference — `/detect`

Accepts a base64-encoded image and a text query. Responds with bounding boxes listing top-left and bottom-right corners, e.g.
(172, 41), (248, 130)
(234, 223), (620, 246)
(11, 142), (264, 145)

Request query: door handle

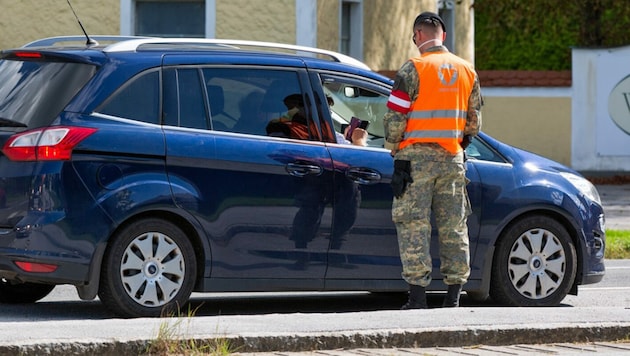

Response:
(346, 167), (382, 185)
(286, 163), (323, 177)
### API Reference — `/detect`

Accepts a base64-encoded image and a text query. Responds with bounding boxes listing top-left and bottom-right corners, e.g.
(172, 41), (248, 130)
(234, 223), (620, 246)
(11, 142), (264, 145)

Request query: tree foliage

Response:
(474, 0), (630, 70)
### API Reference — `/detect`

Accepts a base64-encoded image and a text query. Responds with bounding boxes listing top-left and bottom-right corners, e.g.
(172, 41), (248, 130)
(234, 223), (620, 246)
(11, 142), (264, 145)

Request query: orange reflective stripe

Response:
(399, 51), (476, 154)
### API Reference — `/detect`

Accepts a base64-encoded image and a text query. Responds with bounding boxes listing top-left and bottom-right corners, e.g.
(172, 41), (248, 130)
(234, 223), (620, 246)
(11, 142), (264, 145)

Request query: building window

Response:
(134, 0), (205, 37)
(438, 0), (455, 52)
(340, 0), (363, 61)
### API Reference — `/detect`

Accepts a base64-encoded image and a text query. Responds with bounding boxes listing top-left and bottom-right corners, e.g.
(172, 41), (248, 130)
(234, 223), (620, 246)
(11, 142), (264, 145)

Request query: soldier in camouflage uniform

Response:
(383, 12), (482, 309)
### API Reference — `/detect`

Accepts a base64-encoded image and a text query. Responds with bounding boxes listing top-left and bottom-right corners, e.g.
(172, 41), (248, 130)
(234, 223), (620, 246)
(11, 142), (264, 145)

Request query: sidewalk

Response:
(3, 306), (630, 355)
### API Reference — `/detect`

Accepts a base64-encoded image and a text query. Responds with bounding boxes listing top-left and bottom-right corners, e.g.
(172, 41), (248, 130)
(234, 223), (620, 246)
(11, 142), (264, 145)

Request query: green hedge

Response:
(474, 0), (630, 70)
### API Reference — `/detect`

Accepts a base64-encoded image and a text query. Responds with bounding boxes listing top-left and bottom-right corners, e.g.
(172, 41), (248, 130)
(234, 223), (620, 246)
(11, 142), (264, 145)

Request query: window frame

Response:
(318, 71), (391, 148)
(96, 68), (161, 124)
(338, 0), (364, 61)
(162, 67), (211, 129)
(438, 0), (455, 53)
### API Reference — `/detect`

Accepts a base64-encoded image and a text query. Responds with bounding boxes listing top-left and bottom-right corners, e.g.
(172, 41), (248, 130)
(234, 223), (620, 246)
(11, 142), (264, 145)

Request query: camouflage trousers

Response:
(392, 156), (471, 287)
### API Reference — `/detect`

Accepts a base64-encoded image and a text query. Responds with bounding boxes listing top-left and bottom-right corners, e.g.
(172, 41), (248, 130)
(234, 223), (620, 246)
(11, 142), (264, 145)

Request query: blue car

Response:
(0, 36), (605, 317)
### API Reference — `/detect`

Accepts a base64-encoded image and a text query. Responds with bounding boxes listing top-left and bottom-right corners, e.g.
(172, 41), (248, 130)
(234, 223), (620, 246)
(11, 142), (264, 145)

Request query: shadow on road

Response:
(0, 291), (571, 321)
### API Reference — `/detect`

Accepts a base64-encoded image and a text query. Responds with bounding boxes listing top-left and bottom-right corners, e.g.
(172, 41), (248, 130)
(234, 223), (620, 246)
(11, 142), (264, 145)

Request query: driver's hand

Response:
(351, 128), (368, 146)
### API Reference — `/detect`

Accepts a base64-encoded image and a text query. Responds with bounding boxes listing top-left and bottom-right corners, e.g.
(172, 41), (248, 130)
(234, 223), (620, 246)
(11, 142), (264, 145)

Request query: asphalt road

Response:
(0, 259), (628, 355)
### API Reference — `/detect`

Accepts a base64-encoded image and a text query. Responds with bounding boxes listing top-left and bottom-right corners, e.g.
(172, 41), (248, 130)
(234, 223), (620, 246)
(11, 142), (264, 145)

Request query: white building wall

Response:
(572, 46), (630, 172)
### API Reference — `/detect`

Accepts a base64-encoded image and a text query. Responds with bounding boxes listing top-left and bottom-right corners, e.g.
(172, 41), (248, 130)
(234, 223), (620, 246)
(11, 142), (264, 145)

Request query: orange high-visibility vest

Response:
(399, 51), (476, 154)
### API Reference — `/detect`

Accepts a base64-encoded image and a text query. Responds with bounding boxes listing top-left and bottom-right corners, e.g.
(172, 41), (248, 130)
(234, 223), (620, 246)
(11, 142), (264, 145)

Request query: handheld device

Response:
(345, 117), (369, 140)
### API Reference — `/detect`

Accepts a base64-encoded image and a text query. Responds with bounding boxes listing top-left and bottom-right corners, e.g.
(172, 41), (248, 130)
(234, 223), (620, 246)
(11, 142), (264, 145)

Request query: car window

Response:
(466, 137), (506, 163)
(202, 74), (256, 132)
(0, 58), (96, 128)
(162, 68), (209, 129)
(98, 70), (160, 124)
(321, 76), (388, 147)
(202, 68), (314, 140)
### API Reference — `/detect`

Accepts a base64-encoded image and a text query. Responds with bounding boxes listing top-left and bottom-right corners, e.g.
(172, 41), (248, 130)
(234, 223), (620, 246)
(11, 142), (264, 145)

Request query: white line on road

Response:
(580, 287), (630, 290)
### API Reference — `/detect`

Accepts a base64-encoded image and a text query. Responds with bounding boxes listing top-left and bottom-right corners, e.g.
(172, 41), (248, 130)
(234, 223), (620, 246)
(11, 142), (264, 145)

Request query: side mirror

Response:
(344, 86), (358, 98)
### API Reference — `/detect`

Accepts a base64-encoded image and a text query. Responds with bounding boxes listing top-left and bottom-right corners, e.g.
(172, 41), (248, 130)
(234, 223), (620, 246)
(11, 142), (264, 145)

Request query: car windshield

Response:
(0, 58), (96, 129)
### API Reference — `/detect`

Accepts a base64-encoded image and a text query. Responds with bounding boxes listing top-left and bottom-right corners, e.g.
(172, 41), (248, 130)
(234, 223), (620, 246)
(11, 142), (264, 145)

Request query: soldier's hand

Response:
(460, 135), (472, 150)
(385, 142), (399, 157)
(392, 160), (413, 198)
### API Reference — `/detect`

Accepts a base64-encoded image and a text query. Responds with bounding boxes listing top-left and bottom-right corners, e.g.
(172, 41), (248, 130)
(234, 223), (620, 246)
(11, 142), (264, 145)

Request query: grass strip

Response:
(605, 230), (630, 259)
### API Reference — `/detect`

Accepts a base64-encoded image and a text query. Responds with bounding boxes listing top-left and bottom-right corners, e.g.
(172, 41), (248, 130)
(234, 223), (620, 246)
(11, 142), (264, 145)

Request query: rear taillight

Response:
(2, 126), (97, 161)
(13, 51), (42, 59)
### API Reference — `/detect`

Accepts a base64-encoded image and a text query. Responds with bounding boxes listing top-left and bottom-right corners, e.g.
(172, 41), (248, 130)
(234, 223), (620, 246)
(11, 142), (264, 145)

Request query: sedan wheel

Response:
(99, 219), (196, 317)
(490, 215), (577, 307)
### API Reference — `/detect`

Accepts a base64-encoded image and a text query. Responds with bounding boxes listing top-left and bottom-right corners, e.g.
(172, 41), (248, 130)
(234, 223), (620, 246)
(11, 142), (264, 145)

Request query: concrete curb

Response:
(3, 323), (630, 355)
(225, 324), (630, 352)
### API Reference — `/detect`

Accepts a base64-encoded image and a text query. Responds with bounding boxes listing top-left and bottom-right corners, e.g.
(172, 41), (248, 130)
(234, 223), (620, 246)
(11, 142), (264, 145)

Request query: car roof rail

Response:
(21, 36), (371, 70)
(22, 35), (150, 48)
(104, 38), (371, 70)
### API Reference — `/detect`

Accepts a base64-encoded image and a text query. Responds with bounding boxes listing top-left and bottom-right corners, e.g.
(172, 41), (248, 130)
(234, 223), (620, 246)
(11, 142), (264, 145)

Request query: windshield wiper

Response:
(0, 117), (27, 128)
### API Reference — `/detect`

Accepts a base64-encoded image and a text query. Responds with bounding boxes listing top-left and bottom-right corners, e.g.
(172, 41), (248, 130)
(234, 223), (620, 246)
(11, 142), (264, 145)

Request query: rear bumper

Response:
(0, 248), (91, 285)
(0, 213), (105, 285)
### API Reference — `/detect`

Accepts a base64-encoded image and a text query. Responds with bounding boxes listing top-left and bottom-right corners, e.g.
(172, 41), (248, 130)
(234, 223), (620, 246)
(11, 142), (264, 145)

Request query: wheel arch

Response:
(77, 209), (209, 300)
(497, 208), (581, 258)
(471, 207), (583, 301)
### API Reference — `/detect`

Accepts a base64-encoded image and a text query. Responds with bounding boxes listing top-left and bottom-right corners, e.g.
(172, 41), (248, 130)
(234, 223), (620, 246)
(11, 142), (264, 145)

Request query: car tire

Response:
(0, 279), (55, 303)
(98, 218), (197, 318)
(490, 215), (577, 307)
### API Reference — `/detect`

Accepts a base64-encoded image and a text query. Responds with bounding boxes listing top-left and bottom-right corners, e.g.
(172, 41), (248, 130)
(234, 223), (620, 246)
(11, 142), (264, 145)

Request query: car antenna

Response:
(66, 0), (98, 46)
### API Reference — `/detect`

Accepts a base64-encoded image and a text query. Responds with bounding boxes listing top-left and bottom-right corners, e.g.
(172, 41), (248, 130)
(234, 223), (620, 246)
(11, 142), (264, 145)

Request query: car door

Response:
(161, 57), (333, 286)
(316, 72), (482, 289)
(315, 73), (402, 285)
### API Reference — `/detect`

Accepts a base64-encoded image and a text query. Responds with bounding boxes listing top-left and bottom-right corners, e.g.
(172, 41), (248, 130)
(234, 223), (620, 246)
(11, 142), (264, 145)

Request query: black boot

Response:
(401, 284), (427, 309)
(442, 284), (463, 307)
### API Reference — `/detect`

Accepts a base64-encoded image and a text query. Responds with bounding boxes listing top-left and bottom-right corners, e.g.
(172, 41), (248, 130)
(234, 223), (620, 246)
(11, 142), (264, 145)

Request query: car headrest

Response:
(261, 80), (300, 113)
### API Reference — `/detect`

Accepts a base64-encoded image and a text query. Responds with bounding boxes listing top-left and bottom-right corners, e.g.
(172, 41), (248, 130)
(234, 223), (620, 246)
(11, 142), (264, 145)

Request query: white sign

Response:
(597, 53), (630, 156)
(572, 46), (630, 171)
(608, 74), (630, 135)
